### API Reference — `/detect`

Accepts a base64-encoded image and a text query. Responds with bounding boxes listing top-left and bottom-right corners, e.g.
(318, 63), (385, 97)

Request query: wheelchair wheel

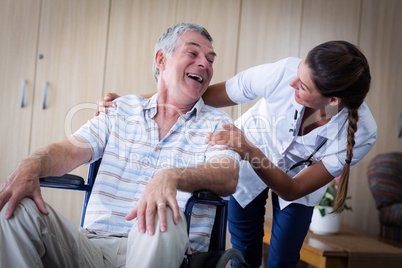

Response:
(215, 248), (249, 268)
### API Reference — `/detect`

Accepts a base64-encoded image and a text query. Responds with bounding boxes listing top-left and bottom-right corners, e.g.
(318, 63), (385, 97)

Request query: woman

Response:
(97, 40), (377, 267)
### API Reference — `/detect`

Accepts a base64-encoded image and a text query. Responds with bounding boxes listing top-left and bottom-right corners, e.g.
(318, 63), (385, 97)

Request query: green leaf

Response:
(319, 207), (326, 217)
(343, 204), (353, 211)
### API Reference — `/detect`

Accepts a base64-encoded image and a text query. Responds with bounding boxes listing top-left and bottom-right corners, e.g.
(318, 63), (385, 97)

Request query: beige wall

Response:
(1, 0), (401, 238)
(345, 0), (402, 234)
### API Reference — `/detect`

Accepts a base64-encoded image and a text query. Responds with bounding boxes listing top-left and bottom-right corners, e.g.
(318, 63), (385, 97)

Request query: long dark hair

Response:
(306, 40), (371, 213)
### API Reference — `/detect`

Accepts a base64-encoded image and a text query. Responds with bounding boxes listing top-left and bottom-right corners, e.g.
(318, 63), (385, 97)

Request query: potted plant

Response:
(309, 176), (352, 235)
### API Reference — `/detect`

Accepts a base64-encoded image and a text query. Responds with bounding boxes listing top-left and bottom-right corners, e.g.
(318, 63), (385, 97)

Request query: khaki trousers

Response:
(0, 198), (189, 268)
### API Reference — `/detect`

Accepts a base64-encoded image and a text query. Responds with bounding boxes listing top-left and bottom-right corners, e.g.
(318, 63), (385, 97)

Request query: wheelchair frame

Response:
(40, 158), (248, 267)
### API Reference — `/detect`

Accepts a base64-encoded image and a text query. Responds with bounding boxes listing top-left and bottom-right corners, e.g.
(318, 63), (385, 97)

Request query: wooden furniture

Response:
(0, 0), (41, 181)
(0, 0), (110, 225)
(263, 218), (402, 268)
(104, 0), (240, 117)
(0, 0), (241, 227)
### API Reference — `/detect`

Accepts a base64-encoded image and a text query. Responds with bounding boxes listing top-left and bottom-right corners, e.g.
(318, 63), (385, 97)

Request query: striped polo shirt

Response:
(73, 94), (240, 253)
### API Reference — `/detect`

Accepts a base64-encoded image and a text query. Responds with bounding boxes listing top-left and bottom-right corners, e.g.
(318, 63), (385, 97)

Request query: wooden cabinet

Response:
(300, 0), (361, 56)
(104, 0), (240, 96)
(0, 0), (41, 181)
(175, 0), (241, 117)
(104, 0), (177, 96)
(233, 0), (303, 119)
(35, 0), (110, 226)
(104, 0), (240, 116)
(31, 0), (109, 162)
(0, 0), (110, 226)
(346, 0), (402, 237)
(1, 0), (241, 227)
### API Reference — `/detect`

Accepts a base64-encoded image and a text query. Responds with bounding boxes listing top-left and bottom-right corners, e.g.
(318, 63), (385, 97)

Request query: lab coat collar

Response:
(292, 97), (348, 146)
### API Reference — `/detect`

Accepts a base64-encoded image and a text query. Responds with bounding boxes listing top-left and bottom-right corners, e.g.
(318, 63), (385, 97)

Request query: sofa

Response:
(367, 152), (402, 242)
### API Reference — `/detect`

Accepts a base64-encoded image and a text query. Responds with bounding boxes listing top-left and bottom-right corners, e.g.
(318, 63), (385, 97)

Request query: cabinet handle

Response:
(42, 81), (48, 109)
(21, 80), (26, 108)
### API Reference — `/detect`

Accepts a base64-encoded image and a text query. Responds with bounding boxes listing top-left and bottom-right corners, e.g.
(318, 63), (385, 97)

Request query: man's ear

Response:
(155, 49), (166, 70)
(329, 97), (342, 106)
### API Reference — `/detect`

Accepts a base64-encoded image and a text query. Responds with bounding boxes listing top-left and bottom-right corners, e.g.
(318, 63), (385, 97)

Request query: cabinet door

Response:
(104, 0), (241, 116)
(175, 0), (241, 117)
(104, 0), (177, 96)
(31, 0), (110, 226)
(31, 0), (109, 154)
(300, 0), (361, 56)
(0, 0), (41, 181)
(348, 0), (402, 236)
(233, 0), (303, 119)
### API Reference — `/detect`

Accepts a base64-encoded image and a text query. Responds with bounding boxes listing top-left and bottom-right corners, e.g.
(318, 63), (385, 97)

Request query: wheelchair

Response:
(40, 159), (248, 268)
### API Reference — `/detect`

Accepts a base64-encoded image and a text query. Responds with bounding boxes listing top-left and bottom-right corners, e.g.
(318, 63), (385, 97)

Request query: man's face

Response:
(160, 31), (216, 104)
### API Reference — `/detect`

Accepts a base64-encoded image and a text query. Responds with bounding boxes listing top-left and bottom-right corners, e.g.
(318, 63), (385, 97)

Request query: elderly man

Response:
(0, 23), (240, 267)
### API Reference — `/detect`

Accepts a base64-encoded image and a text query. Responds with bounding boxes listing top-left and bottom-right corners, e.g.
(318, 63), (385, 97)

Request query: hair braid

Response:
(333, 108), (359, 213)
(306, 41), (370, 213)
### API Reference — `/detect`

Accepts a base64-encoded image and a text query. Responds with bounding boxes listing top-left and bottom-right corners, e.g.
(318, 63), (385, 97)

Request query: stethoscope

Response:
(285, 138), (328, 174)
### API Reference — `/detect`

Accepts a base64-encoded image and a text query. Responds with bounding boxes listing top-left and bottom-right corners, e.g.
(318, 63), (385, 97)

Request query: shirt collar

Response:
(317, 107), (348, 140)
(144, 93), (204, 120)
(144, 94), (158, 118)
(191, 98), (205, 120)
(292, 97), (349, 145)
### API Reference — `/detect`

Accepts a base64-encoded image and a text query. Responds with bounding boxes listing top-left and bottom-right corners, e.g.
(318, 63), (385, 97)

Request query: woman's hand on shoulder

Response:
(95, 93), (120, 116)
(206, 124), (256, 160)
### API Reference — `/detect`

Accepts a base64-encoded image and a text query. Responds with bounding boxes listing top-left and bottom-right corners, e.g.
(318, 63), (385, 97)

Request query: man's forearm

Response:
(172, 157), (239, 197)
(27, 137), (92, 178)
(0, 137), (91, 219)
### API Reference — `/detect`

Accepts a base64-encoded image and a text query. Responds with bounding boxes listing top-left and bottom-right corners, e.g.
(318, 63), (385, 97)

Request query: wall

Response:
(344, 0), (402, 234)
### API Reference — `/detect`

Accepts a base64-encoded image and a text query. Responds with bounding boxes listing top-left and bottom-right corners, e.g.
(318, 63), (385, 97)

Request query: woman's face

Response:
(289, 60), (332, 108)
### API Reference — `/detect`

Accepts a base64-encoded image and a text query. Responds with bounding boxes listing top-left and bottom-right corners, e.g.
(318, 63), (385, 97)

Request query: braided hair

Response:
(306, 41), (371, 213)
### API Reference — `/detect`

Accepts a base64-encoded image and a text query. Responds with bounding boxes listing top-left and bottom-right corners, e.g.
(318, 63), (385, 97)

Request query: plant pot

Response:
(309, 206), (341, 235)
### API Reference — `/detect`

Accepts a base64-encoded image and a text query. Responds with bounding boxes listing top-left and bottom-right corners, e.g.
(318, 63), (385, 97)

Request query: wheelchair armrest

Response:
(192, 190), (223, 201)
(40, 174), (84, 186)
(39, 174), (92, 191)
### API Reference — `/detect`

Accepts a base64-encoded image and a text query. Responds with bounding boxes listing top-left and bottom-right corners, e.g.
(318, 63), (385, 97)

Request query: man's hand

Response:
(0, 159), (48, 219)
(125, 169), (180, 235)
